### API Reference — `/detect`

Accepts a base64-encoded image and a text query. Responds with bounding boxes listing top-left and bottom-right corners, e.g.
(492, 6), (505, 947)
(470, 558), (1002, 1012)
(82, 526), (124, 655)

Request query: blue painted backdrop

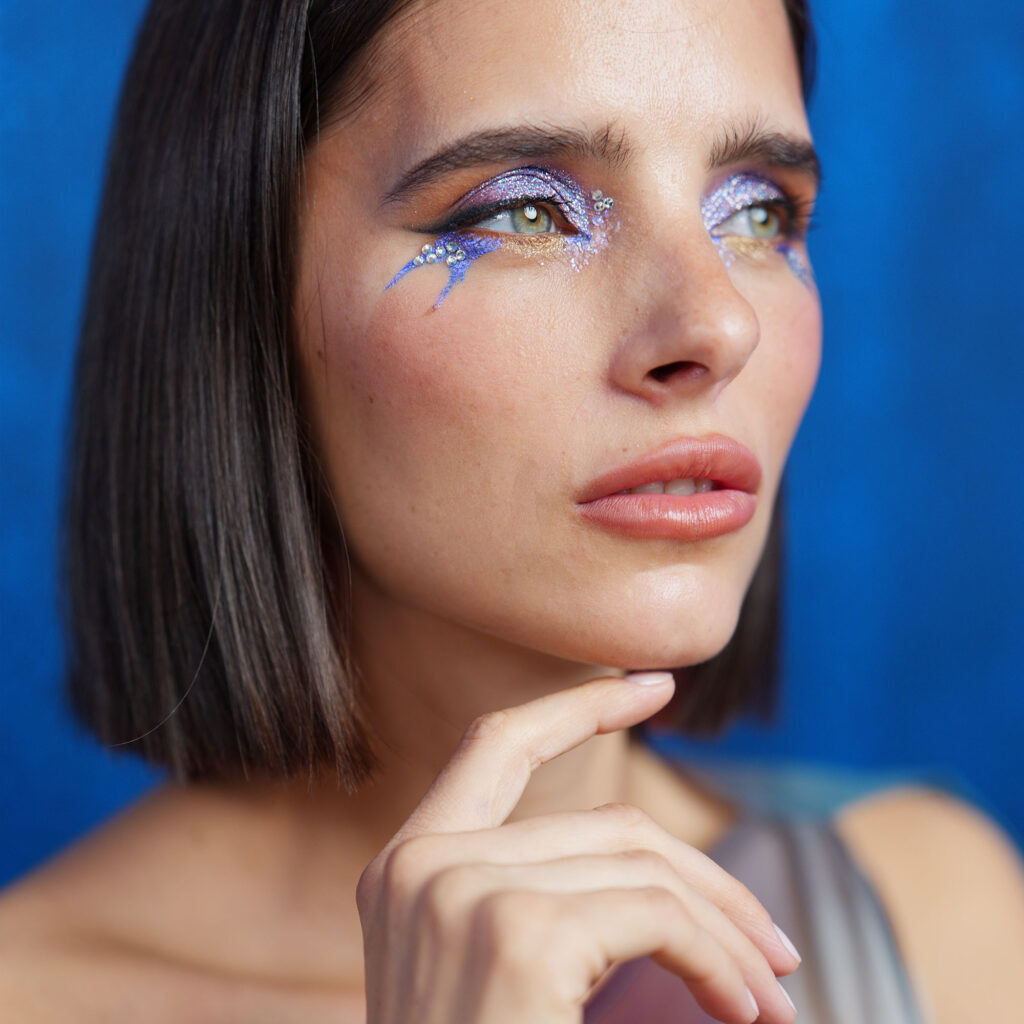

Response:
(2, 1), (1022, 885)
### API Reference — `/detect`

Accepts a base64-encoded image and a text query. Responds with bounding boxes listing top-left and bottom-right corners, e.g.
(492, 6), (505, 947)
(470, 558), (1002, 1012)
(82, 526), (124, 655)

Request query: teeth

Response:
(665, 478), (697, 496)
(626, 478), (715, 496)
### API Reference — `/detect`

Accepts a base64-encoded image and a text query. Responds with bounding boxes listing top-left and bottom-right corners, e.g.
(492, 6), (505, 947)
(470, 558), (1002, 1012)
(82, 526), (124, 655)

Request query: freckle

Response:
(367, 394), (376, 404)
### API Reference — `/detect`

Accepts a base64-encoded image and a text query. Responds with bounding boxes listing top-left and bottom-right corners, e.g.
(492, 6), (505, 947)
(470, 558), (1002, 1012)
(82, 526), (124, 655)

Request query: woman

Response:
(1, 0), (1022, 1021)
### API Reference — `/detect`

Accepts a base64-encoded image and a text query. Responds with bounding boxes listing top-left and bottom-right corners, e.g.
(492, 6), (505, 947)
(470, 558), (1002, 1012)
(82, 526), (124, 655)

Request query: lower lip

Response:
(577, 490), (757, 541)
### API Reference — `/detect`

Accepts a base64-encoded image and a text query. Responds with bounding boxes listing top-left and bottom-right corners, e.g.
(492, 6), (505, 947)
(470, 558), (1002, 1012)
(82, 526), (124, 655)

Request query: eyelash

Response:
(425, 170), (814, 243)
(444, 196), (570, 233)
(710, 180), (816, 242)
(758, 193), (815, 239)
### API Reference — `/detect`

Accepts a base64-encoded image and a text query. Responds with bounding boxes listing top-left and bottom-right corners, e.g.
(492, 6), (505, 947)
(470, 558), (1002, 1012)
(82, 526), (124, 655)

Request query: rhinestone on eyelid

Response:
(413, 255), (425, 265)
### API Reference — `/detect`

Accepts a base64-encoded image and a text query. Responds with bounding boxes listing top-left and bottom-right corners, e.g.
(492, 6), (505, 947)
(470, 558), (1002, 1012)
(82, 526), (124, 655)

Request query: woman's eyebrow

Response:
(382, 123), (633, 205)
(708, 121), (822, 189)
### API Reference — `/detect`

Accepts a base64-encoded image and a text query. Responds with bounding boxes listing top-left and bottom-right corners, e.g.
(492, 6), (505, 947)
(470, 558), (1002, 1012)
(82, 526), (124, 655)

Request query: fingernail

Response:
(745, 986), (759, 1019)
(623, 671), (674, 686)
(778, 980), (796, 1014)
(775, 923), (802, 963)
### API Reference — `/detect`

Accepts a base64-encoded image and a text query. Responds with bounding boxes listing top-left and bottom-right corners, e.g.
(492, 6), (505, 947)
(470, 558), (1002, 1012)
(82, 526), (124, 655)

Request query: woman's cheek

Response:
(739, 274), (822, 448)
(775, 291), (822, 437)
(306, 278), (532, 549)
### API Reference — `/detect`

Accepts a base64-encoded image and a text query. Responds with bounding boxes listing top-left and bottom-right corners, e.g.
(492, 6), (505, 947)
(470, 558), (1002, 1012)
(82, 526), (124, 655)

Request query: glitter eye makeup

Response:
(701, 172), (814, 288)
(386, 233), (502, 309)
(385, 166), (615, 309)
(454, 167), (598, 239)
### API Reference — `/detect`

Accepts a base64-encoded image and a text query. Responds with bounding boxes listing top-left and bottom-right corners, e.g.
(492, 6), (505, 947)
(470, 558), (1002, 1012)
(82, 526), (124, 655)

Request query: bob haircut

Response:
(64, 0), (817, 786)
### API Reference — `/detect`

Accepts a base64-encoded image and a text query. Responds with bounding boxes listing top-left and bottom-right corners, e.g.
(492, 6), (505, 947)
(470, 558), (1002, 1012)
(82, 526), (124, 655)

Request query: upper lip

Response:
(577, 434), (763, 503)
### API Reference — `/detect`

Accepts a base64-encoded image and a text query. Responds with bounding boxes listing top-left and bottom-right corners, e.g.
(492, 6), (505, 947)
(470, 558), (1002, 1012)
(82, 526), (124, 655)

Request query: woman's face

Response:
(295, 0), (821, 672)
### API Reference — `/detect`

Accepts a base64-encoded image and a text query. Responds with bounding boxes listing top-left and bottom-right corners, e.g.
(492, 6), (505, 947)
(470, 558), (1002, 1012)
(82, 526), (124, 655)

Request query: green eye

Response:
(510, 204), (553, 233)
(748, 205), (781, 238)
(473, 204), (556, 234)
(716, 204), (784, 241)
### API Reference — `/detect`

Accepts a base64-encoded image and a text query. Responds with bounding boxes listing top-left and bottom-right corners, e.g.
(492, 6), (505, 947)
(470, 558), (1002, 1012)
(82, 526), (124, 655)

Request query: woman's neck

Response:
(346, 572), (637, 835)
(91, 582), (736, 993)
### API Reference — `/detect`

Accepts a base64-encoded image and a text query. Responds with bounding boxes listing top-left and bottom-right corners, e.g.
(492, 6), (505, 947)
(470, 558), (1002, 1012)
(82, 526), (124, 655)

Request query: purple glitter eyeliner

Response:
(701, 173), (786, 233)
(702, 172), (813, 288)
(385, 167), (614, 309)
(456, 167), (599, 241)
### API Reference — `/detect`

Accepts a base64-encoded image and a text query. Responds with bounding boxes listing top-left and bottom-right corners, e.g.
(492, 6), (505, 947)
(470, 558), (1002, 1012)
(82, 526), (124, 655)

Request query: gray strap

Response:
(711, 817), (929, 1023)
(584, 817), (930, 1023)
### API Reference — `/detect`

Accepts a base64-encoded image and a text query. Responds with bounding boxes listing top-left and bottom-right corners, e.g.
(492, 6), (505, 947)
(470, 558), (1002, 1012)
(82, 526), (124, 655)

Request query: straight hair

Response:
(64, 0), (816, 786)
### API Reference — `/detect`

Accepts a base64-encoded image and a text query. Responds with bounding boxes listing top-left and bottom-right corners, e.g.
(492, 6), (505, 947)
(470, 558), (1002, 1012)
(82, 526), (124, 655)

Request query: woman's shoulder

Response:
(649, 745), (1024, 1021)
(0, 788), (222, 1021)
(0, 785), (361, 1023)
(834, 785), (1024, 1024)
(0, 855), (172, 1021)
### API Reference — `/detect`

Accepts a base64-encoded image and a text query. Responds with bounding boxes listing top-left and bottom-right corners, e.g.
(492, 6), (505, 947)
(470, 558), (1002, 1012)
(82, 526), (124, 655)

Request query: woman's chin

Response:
(532, 608), (743, 676)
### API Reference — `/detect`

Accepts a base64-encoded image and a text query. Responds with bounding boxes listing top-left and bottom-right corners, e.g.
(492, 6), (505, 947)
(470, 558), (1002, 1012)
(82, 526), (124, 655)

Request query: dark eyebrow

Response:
(708, 120), (822, 189)
(382, 123), (633, 205)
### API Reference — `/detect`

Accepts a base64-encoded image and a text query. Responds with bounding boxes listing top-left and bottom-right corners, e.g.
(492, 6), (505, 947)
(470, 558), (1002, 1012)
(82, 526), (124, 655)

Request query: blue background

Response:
(2, 1), (1022, 886)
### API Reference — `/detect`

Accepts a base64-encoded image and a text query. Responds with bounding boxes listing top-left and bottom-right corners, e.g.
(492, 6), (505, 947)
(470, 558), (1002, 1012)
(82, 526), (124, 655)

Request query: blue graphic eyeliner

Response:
(779, 244), (814, 288)
(385, 167), (615, 309)
(386, 233), (502, 309)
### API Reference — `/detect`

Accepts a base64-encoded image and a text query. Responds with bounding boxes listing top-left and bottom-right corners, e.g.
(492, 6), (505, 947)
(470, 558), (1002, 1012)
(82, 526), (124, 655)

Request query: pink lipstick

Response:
(577, 435), (762, 542)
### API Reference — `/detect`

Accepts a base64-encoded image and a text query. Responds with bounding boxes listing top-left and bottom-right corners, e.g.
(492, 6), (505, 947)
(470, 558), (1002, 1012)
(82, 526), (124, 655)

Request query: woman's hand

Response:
(357, 674), (800, 1024)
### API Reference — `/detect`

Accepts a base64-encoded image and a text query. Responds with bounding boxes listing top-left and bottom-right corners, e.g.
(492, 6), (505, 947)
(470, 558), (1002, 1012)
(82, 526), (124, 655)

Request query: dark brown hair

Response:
(64, 0), (816, 786)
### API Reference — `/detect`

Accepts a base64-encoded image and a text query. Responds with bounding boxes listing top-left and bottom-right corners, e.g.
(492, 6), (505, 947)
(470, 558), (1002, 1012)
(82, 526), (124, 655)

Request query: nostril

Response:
(648, 361), (707, 385)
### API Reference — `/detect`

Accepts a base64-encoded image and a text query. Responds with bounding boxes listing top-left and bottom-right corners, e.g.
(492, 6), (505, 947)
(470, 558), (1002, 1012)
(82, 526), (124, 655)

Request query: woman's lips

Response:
(576, 435), (762, 542)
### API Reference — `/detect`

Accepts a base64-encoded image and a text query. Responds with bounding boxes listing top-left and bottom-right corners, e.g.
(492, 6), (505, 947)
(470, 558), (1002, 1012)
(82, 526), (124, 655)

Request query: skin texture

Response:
(296, 0), (820, 682)
(294, 0), (820, 807)
(2, 0), (1024, 1021)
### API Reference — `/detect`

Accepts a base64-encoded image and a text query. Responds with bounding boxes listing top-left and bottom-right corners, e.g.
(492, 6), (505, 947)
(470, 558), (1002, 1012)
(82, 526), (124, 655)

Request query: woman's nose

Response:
(607, 231), (760, 402)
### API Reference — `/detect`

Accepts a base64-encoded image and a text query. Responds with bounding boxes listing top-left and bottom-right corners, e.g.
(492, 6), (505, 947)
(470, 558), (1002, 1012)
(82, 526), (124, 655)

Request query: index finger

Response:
(393, 672), (675, 842)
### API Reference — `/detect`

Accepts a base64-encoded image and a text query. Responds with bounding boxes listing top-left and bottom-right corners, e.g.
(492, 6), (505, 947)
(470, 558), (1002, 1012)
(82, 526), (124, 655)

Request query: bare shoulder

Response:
(0, 872), (353, 1024)
(0, 786), (362, 1023)
(835, 785), (1024, 1024)
(0, 866), (143, 1022)
(0, 825), (201, 1023)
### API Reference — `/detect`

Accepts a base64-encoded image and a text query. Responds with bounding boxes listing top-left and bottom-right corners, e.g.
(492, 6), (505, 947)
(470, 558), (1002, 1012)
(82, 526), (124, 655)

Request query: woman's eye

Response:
(470, 204), (557, 234)
(714, 204), (784, 241)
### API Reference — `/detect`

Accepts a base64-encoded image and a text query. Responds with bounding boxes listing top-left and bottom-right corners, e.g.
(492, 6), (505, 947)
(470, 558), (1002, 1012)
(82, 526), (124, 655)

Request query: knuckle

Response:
(355, 859), (382, 915)
(595, 801), (653, 833)
(419, 864), (486, 923)
(462, 709), (513, 748)
(619, 847), (674, 878)
(637, 885), (707, 956)
(638, 884), (684, 924)
(381, 835), (439, 899)
(683, 930), (721, 985)
(472, 891), (549, 972)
